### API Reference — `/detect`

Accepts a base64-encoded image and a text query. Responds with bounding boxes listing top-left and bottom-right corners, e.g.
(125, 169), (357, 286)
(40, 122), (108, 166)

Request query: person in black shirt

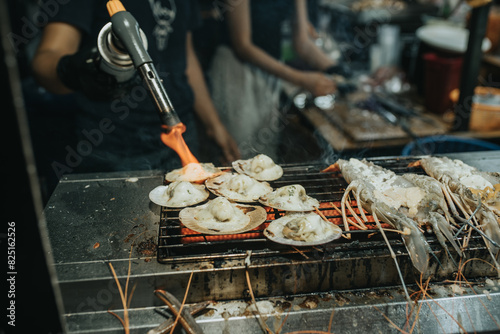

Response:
(32, 0), (239, 173)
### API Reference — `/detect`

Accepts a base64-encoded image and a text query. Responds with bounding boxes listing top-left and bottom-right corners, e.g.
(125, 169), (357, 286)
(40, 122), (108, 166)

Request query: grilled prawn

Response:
(325, 158), (463, 274)
(401, 173), (463, 258)
(415, 156), (500, 257)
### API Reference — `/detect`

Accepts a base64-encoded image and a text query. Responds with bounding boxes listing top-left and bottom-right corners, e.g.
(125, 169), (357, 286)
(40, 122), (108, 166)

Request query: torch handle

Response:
(107, 8), (181, 129)
(110, 11), (151, 67)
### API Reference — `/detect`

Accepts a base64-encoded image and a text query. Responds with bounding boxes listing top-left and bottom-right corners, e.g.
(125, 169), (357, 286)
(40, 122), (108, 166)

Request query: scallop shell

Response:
(259, 184), (319, 211)
(179, 197), (267, 235)
(149, 181), (209, 208)
(232, 154), (283, 181)
(205, 173), (273, 203)
(165, 162), (222, 183)
(264, 212), (342, 246)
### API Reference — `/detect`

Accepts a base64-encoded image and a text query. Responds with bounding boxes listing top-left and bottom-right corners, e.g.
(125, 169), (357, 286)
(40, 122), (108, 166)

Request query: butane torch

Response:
(97, 0), (181, 130)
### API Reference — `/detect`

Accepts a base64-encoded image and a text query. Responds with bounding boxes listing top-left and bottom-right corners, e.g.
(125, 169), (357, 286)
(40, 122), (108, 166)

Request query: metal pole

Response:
(1, 0), (66, 331)
(453, 3), (491, 131)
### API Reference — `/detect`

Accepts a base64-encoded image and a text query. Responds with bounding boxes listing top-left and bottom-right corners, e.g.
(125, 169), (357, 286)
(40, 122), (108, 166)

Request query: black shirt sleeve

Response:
(45, 0), (99, 37)
(187, 0), (202, 32)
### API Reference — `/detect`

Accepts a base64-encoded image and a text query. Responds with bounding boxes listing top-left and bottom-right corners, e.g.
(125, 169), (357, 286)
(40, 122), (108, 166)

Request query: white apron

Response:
(208, 46), (283, 160)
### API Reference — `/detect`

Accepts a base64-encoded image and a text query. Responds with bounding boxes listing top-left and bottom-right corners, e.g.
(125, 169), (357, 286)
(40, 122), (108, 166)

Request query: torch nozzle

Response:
(138, 62), (181, 128)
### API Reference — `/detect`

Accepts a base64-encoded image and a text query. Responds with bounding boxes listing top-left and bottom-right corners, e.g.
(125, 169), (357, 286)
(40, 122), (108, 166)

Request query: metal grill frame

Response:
(156, 156), (468, 264)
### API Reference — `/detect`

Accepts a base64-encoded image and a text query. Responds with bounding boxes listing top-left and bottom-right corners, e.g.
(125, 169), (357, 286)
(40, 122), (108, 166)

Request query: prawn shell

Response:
(259, 185), (320, 211)
(205, 173), (273, 203)
(149, 183), (209, 208)
(179, 201), (267, 235)
(232, 156), (283, 181)
(264, 213), (342, 246)
(165, 162), (223, 183)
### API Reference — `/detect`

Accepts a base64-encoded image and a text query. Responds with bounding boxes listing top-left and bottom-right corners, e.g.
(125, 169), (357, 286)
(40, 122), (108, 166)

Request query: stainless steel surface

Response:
(64, 284), (500, 334)
(43, 151), (500, 333)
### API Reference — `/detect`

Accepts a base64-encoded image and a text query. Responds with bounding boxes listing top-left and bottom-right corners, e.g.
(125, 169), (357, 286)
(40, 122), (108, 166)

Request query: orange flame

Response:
(160, 123), (198, 166)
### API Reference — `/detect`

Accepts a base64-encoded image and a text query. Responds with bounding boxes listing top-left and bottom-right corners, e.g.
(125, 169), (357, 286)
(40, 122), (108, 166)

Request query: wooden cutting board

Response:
(317, 101), (448, 142)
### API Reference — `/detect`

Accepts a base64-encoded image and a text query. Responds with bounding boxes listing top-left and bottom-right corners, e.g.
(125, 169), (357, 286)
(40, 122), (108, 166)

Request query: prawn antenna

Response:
(371, 206), (412, 303)
(429, 247), (443, 270)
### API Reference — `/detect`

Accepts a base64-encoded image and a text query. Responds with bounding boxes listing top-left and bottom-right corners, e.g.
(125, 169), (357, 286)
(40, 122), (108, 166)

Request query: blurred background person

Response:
(207, 0), (347, 160)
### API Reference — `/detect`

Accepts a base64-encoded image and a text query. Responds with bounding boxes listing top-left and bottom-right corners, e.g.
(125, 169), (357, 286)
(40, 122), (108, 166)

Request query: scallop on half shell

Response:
(206, 173), (273, 203)
(259, 184), (319, 211)
(149, 181), (209, 208)
(165, 162), (223, 183)
(264, 212), (342, 246)
(232, 154), (283, 181)
(179, 197), (267, 235)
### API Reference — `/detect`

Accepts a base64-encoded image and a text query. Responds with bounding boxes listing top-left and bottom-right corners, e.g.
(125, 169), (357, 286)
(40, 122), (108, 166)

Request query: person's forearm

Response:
(186, 35), (226, 134)
(32, 49), (73, 94)
(32, 22), (82, 94)
(293, 38), (336, 71)
(232, 29), (333, 76)
(186, 33), (240, 161)
(232, 42), (308, 88)
(226, 0), (308, 88)
(292, 0), (335, 71)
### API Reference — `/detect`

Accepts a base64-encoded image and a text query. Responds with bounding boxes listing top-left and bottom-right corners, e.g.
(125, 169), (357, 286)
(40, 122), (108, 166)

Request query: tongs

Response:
(358, 95), (428, 152)
(359, 96), (415, 135)
(148, 289), (207, 334)
(371, 92), (439, 126)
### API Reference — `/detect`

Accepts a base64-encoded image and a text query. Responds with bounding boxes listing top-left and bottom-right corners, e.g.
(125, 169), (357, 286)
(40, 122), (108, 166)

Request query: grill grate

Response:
(157, 156), (428, 264)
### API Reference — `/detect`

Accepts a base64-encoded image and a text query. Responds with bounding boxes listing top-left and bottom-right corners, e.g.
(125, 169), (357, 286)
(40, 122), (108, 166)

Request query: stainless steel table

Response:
(43, 151), (500, 333)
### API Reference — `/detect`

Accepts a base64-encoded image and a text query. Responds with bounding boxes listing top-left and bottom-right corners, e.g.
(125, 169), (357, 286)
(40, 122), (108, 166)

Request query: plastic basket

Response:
(402, 135), (500, 156)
